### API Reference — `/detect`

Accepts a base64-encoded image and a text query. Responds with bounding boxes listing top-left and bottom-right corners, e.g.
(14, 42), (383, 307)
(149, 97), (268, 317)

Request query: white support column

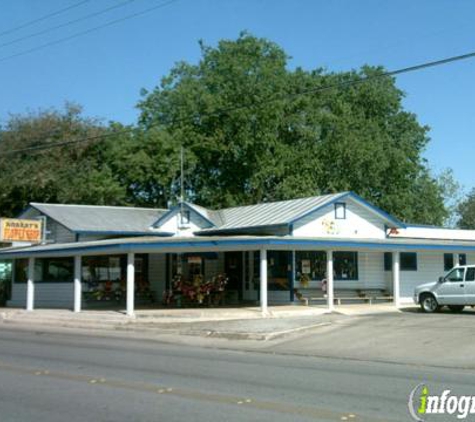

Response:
(327, 250), (334, 312)
(73, 256), (82, 313)
(392, 251), (400, 307)
(260, 248), (268, 316)
(126, 252), (135, 317)
(26, 257), (35, 312)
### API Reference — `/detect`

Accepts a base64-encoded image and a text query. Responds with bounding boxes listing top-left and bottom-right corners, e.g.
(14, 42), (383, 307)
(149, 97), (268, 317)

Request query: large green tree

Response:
(0, 103), (126, 217)
(457, 188), (475, 229)
(137, 33), (447, 224)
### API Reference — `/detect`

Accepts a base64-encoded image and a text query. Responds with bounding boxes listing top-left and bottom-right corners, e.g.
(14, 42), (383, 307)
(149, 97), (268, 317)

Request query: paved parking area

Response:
(271, 306), (475, 368)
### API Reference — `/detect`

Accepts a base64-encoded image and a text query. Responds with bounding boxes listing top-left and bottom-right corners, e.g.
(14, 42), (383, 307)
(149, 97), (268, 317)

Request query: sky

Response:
(0, 0), (474, 192)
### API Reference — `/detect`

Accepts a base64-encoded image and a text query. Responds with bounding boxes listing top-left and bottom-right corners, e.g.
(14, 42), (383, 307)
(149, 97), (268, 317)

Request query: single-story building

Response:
(1, 191), (475, 315)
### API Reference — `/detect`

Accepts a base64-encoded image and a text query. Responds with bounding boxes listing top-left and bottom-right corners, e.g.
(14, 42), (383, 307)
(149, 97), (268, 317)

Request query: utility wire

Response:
(0, 0), (137, 49)
(0, 0), (91, 38)
(2, 48), (475, 156)
(0, 0), (179, 64)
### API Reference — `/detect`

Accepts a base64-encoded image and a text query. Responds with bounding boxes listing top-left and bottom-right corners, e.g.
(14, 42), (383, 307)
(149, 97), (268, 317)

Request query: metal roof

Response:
(28, 203), (168, 235)
(197, 193), (350, 233)
(3, 235), (475, 259)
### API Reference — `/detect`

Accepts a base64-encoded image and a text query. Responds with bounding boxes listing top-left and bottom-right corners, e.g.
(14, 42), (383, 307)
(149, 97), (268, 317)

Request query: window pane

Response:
(40, 257), (74, 283)
(335, 203), (346, 219)
(334, 252), (358, 280)
(446, 268), (464, 282)
(444, 253), (454, 272)
(384, 252), (392, 271)
(268, 251), (289, 291)
(295, 251), (326, 283)
(400, 252), (417, 271)
(466, 268), (475, 282)
(459, 254), (467, 266)
(14, 259), (28, 283)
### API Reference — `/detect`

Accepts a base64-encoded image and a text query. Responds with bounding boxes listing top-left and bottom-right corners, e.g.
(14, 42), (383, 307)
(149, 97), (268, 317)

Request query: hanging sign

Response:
(188, 256), (202, 265)
(0, 218), (42, 243)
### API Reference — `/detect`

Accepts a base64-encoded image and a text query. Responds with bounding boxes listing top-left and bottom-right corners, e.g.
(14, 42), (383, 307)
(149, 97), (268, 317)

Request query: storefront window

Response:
(36, 257), (74, 283)
(14, 259), (28, 283)
(401, 252), (417, 271)
(82, 256), (123, 285)
(334, 252), (358, 280)
(82, 254), (150, 303)
(170, 254), (205, 282)
(268, 251), (289, 291)
(295, 251), (326, 281)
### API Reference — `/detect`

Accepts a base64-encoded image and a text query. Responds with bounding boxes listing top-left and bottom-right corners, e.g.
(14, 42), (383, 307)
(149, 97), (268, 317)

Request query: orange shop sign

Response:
(0, 218), (42, 243)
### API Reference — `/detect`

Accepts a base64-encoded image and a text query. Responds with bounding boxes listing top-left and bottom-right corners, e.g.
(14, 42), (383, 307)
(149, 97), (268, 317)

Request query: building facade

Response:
(1, 191), (475, 314)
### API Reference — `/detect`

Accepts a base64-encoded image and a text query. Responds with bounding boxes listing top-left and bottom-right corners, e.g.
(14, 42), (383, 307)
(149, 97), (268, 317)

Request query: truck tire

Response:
(420, 293), (439, 313)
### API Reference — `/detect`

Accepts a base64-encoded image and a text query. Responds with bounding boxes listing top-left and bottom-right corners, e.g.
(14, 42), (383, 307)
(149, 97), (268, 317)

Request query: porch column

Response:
(126, 252), (135, 317)
(392, 251), (400, 307)
(73, 256), (82, 313)
(26, 257), (35, 312)
(260, 248), (268, 315)
(290, 250), (296, 302)
(327, 250), (334, 312)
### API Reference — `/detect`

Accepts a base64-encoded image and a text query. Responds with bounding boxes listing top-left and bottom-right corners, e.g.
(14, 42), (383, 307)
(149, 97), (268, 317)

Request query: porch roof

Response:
(2, 235), (475, 259)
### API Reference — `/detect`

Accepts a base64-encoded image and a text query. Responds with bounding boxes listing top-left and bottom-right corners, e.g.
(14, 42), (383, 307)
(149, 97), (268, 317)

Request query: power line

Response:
(0, 0), (137, 50)
(0, 0), (91, 38)
(0, 0), (180, 64)
(2, 48), (475, 156)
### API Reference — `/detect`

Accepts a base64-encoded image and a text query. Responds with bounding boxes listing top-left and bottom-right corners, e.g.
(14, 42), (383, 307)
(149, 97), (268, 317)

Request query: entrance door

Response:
(224, 252), (243, 302)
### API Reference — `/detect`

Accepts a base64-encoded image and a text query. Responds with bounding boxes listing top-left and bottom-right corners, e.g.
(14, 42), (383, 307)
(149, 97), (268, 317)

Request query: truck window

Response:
(466, 268), (475, 282)
(446, 268), (465, 282)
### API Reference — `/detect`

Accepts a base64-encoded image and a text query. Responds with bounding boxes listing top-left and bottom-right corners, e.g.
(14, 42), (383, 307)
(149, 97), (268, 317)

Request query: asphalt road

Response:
(0, 325), (474, 422)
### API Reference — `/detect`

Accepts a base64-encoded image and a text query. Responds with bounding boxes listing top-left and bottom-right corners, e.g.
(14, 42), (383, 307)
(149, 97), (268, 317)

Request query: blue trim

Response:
(6, 237), (475, 258)
(345, 192), (406, 227)
(152, 202), (216, 228)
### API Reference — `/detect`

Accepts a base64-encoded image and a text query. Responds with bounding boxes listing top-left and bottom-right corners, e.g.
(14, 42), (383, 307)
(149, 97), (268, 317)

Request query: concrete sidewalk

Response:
(0, 303), (402, 341)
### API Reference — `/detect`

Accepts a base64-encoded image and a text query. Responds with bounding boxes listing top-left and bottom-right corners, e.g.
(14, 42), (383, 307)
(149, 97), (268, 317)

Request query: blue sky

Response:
(0, 0), (474, 192)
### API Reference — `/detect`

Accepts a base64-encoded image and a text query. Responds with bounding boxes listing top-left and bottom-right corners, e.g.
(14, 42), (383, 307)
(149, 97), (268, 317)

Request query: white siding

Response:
(158, 214), (201, 237)
(155, 208), (213, 236)
(8, 282), (74, 308)
(293, 198), (386, 239)
(393, 226), (475, 241)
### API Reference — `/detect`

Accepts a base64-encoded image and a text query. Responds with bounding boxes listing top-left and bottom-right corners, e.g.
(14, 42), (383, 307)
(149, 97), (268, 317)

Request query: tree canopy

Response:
(457, 188), (475, 229)
(137, 33), (447, 224)
(0, 33), (449, 225)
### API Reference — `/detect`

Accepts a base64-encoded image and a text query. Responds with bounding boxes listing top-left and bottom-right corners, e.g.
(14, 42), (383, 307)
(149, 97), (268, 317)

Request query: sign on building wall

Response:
(0, 218), (43, 243)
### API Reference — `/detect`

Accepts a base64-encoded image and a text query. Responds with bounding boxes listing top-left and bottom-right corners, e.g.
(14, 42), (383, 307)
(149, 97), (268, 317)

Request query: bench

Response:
(293, 288), (393, 306)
